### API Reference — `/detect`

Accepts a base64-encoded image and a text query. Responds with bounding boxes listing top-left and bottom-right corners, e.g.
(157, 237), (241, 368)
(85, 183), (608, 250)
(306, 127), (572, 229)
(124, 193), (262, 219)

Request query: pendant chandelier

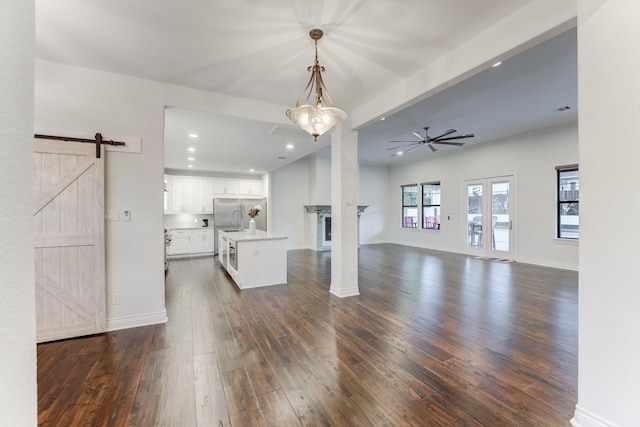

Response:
(286, 29), (346, 141)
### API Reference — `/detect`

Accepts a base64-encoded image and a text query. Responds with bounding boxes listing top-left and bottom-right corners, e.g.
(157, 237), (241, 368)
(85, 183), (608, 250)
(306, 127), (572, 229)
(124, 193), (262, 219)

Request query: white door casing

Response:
(33, 139), (105, 342)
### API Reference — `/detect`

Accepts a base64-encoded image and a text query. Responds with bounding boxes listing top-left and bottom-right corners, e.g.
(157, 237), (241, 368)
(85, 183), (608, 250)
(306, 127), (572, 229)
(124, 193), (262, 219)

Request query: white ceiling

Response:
(35, 0), (577, 174)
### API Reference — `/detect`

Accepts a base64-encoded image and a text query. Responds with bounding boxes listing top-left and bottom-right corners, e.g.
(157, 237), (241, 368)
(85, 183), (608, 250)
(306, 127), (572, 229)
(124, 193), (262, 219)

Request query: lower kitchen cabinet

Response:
(190, 229), (215, 253)
(168, 230), (191, 255)
(167, 229), (214, 255)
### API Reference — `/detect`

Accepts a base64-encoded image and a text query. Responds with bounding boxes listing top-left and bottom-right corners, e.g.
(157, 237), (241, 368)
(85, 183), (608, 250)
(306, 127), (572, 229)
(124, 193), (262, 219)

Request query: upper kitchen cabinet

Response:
(238, 180), (263, 197)
(165, 175), (214, 213)
(212, 178), (263, 198)
(213, 178), (239, 196)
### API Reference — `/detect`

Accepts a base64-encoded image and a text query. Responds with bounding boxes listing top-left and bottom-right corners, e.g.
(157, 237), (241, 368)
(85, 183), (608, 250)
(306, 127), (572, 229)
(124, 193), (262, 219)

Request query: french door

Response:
(464, 176), (514, 259)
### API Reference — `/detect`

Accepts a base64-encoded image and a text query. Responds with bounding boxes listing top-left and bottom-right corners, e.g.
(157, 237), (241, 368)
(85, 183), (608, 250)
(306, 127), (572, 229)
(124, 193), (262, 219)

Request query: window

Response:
(422, 182), (441, 229)
(557, 165), (579, 239)
(402, 185), (418, 228)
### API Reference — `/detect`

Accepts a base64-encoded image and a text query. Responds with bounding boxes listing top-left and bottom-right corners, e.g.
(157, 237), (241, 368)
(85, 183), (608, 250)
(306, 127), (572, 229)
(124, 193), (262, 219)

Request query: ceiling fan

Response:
(388, 127), (475, 156)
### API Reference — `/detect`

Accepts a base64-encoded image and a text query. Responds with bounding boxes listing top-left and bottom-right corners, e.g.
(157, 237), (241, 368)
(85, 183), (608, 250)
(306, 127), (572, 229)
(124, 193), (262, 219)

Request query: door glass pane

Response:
(467, 184), (483, 247)
(491, 182), (510, 251)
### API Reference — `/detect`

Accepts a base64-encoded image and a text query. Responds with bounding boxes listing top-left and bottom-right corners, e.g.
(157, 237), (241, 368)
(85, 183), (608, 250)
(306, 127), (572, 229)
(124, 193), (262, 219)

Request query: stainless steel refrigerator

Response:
(213, 198), (267, 253)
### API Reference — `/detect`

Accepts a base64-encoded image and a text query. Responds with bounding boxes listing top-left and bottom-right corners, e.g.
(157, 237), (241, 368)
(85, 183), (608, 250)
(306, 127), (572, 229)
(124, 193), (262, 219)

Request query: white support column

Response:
(330, 124), (360, 297)
(573, 1), (640, 426)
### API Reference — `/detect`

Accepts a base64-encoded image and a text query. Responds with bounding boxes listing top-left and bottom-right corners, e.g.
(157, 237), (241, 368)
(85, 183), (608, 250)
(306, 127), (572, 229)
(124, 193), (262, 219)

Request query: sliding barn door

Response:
(34, 139), (106, 343)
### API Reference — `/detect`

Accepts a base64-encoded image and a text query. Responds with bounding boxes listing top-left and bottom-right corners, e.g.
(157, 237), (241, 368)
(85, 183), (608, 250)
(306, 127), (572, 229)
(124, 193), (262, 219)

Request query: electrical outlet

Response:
(122, 210), (131, 222)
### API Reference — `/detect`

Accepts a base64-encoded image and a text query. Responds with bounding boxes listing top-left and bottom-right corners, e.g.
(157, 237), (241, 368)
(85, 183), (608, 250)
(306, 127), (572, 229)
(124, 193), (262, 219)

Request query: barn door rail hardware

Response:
(34, 132), (125, 158)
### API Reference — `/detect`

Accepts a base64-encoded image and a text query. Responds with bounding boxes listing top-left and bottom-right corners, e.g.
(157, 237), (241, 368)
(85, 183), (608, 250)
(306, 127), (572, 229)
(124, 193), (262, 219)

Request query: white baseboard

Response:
(571, 405), (617, 427)
(107, 310), (168, 332)
(329, 284), (360, 298)
(516, 256), (578, 271)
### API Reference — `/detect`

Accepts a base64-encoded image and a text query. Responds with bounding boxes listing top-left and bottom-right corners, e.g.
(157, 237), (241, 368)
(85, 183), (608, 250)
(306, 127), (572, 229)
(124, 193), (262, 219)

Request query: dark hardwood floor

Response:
(37, 244), (578, 426)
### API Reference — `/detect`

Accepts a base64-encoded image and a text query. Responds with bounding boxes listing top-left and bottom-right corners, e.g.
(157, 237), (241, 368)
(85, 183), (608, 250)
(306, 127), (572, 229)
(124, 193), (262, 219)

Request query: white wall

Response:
(574, 1), (640, 426)
(387, 122), (578, 269)
(0, 0), (37, 424)
(270, 158), (312, 250)
(270, 155), (390, 249)
(358, 163), (390, 244)
(34, 59), (290, 330)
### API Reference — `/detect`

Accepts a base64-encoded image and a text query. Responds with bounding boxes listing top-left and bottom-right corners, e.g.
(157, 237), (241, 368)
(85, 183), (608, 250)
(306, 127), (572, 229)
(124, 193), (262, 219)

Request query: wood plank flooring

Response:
(37, 244), (578, 426)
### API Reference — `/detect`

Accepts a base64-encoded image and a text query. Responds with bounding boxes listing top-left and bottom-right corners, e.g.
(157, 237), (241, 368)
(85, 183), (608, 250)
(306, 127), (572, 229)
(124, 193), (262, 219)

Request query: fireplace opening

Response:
(324, 216), (332, 242)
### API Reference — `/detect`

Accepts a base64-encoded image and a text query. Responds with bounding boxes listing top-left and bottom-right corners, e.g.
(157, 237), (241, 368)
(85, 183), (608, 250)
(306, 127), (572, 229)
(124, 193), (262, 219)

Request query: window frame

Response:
(401, 184), (418, 228)
(556, 164), (579, 239)
(421, 181), (441, 230)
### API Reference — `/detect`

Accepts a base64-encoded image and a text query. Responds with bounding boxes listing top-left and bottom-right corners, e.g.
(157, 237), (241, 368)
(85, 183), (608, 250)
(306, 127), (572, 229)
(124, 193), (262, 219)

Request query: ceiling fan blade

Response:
(405, 145), (421, 154)
(428, 143), (438, 152)
(387, 143), (419, 150)
(412, 131), (424, 140)
(435, 133), (475, 141)
(433, 141), (466, 146)
(431, 129), (456, 140)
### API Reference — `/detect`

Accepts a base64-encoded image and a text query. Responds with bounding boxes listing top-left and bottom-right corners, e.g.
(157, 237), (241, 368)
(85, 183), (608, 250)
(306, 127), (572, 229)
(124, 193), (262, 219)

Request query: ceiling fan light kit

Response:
(286, 29), (346, 141)
(387, 126), (474, 156)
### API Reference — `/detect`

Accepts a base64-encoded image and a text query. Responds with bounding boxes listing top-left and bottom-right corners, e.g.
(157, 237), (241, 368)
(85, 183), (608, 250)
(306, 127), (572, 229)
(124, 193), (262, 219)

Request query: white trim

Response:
(517, 256), (578, 271)
(107, 310), (168, 332)
(329, 285), (360, 298)
(571, 405), (618, 427)
(554, 237), (579, 246)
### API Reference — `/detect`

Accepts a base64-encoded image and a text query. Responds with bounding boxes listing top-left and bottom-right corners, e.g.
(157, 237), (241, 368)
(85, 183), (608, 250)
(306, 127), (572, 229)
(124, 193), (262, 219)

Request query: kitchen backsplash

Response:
(164, 213), (214, 229)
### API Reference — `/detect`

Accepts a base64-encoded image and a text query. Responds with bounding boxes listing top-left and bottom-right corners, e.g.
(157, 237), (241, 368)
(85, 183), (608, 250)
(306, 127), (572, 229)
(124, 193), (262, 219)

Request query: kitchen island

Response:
(217, 229), (287, 289)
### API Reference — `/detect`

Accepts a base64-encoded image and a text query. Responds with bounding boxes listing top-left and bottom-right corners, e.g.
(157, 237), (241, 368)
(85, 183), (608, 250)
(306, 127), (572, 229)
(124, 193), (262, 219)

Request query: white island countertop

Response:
(218, 229), (287, 242)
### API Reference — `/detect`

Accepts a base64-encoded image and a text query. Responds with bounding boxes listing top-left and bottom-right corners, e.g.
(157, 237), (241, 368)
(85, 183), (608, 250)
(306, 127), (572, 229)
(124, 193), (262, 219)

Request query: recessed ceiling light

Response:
(187, 164), (194, 168)
(187, 147), (196, 152)
(492, 61), (502, 67)
(187, 157), (195, 161)
(380, 117), (386, 121)
(188, 133), (199, 138)
(249, 168), (255, 172)
(286, 143), (294, 150)
(397, 151), (404, 156)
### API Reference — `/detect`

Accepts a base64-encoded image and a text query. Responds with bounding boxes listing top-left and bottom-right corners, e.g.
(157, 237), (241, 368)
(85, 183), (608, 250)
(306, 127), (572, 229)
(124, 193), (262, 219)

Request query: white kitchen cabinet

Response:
(190, 229), (215, 253)
(202, 179), (214, 212)
(167, 229), (215, 255)
(213, 179), (239, 196)
(165, 175), (214, 213)
(217, 230), (287, 288)
(167, 230), (191, 255)
(237, 180), (263, 197)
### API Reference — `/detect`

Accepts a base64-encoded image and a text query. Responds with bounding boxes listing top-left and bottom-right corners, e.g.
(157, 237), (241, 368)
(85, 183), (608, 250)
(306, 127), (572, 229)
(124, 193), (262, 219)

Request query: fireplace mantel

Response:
(304, 205), (368, 214)
(304, 205), (368, 251)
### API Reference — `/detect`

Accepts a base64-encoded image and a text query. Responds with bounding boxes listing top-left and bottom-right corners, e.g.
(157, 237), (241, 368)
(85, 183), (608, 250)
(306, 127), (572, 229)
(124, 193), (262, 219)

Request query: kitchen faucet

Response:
(231, 210), (243, 230)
